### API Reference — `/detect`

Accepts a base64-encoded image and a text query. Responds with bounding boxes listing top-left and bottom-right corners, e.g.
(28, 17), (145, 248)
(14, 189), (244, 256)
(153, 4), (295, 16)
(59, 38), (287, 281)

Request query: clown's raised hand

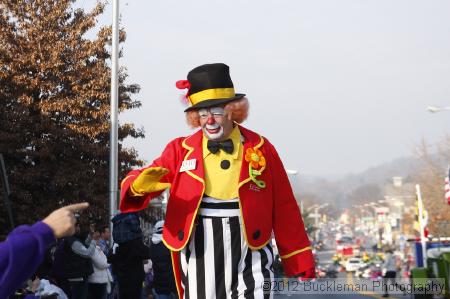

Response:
(130, 167), (171, 196)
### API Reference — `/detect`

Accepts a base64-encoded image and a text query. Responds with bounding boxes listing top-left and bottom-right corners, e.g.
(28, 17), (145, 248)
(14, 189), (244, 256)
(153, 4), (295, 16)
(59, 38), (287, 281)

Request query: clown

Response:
(120, 63), (315, 299)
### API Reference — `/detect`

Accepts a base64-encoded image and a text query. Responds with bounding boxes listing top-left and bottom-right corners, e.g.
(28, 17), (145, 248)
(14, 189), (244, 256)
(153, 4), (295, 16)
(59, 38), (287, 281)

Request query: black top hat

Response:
(176, 63), (245, 112)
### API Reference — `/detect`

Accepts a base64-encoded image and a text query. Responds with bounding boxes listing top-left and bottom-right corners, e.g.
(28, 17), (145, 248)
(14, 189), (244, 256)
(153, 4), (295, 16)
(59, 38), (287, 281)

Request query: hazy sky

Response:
(88, 0), (450, 177)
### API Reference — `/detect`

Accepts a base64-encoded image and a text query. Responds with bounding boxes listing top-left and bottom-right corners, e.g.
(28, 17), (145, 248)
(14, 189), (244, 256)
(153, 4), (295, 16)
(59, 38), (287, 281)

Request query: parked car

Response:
(345, 257), (364, 272)
(355, 264), (370, 278)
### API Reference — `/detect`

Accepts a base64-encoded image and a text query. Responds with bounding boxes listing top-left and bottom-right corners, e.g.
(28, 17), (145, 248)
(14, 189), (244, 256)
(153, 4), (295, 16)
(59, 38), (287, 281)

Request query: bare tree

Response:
(413, 136), (450, 236)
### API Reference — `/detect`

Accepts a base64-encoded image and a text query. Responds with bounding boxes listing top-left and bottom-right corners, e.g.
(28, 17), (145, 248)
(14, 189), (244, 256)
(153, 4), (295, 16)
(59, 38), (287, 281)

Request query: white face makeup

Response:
(198, 106), (233, 141)
(203, 123), (225, 140)
(198, 107), (225, 119)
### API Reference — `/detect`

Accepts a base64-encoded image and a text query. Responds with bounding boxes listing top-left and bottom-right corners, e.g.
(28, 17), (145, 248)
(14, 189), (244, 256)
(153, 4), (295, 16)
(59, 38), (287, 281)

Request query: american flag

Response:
(446, 167), (450, 205)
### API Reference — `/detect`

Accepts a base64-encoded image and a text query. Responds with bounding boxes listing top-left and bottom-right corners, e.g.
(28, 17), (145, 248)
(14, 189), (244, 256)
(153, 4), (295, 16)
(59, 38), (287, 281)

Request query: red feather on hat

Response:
(176, 80), (191, 106)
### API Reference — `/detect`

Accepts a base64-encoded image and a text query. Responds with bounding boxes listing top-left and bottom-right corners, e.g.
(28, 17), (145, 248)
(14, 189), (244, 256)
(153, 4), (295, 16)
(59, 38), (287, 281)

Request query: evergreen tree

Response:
(0, 0), (144, 235)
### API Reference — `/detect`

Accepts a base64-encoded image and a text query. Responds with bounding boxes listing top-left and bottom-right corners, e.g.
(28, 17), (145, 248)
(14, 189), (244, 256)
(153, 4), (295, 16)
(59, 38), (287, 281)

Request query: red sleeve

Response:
(119, 138), (183, 213)
(266, 140), (315, 276)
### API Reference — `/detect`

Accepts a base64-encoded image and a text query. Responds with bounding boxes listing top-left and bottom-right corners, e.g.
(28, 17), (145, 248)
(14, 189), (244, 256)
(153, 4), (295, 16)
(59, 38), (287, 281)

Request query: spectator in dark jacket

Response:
(149, 221), (177, 299)
(64, 222), (95, 299)
(108, 212), (150, 299)
(51, 239), (71, 296)
(98, 226), (111, 256)
(34, 242), (56, 280)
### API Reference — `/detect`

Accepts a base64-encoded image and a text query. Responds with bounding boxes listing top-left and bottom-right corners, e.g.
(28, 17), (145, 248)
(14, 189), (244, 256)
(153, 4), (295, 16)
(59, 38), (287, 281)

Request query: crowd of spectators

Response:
(0, 205), (176, 299)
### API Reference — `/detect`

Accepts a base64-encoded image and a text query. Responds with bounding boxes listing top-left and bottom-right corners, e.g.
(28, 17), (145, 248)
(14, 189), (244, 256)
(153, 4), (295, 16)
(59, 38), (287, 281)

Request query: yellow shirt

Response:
(203, 126), (243, 199)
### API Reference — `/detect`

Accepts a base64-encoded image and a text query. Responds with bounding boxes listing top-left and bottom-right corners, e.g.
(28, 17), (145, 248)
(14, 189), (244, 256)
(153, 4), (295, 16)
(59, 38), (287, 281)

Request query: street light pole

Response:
(286, 169), (301, 211)
(314, 203), (328, 241)
(307, 204), (319, 212)
(366, 202), (385, 247)
(427, 106), (450, 113)
(109, 0), (119, 242)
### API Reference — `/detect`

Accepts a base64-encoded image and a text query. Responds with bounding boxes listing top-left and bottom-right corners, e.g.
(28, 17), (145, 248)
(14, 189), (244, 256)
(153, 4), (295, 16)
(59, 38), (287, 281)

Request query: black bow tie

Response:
(207, 139), (234, 154)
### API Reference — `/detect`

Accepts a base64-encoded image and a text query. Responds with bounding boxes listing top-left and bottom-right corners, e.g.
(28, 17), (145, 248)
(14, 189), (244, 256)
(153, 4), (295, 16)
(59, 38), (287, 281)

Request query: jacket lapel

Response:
(238, 125), (265, 189)
(181, 129), (205, 185)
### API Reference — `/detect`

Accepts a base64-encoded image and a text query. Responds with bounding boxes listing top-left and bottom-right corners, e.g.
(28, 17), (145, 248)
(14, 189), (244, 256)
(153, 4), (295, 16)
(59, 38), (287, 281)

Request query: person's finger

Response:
(65, 202), (89, 212)
(159, 167), (169, 174)
(142, 167), (159, 175)
(143, 167), (169, 175)
(155, 182), (171, 191)
(155, 171), (169, 178)
(155, 168), (169, 176)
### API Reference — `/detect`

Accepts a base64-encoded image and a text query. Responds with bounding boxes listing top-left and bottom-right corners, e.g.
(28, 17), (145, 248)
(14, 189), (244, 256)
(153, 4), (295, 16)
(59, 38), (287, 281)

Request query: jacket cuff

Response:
(32, 221), (56, 245)
(280, 247), (315, 277)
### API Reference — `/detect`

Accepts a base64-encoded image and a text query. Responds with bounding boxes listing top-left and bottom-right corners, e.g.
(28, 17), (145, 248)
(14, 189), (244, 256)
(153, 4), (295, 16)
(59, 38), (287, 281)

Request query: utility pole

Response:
(0, 154), (15, 230)
(109, 0), (119, 242)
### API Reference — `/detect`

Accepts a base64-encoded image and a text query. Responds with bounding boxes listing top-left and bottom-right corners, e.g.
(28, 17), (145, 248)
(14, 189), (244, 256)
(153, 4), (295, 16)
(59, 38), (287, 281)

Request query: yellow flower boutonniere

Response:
(244, 147), (266, 188)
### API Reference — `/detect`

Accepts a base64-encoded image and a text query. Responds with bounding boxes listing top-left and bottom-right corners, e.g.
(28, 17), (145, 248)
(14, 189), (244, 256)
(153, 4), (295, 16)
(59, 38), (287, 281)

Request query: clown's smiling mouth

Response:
(206, 127), (220, 134)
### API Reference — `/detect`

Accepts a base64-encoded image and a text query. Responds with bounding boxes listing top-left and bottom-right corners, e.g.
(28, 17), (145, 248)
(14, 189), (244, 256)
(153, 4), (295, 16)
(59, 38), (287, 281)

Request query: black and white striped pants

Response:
(180, 197), (274, 299)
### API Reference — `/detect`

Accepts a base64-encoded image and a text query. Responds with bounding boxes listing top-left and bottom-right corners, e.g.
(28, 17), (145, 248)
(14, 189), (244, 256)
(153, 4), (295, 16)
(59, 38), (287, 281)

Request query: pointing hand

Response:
(43, 202), (89, 238)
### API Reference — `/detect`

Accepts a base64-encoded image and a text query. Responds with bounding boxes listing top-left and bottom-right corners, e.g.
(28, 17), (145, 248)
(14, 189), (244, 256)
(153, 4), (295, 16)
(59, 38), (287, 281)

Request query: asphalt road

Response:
(274, 249), (412, 299)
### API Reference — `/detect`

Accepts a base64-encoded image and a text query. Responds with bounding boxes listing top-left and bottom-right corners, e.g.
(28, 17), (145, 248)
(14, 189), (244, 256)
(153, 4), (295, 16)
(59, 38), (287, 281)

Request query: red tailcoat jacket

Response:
(120, 125), (314, 297)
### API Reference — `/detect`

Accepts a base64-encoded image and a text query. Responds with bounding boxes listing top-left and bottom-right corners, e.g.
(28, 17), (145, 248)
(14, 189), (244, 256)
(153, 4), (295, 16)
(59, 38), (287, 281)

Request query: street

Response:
(275, 246), (412, 299)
